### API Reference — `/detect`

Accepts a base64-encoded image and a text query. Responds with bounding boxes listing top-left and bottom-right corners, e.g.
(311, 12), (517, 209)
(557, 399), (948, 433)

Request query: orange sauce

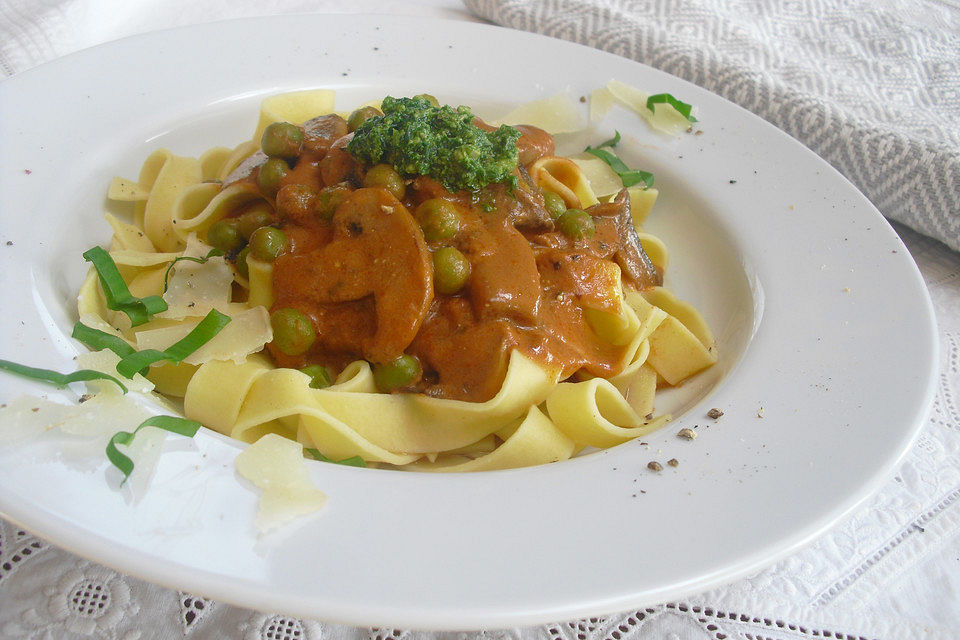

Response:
(231, 116), (645, 402)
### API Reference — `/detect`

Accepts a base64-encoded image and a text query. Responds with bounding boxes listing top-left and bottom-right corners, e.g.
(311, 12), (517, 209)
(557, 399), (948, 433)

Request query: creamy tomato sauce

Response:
(226, 113), (662, 402)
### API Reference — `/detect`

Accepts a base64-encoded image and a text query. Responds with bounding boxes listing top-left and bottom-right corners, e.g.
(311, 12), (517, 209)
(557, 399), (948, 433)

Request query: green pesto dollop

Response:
(346, 96), (521, 193)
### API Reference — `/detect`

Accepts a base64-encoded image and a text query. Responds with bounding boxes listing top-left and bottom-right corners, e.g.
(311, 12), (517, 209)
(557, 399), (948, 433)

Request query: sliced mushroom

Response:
(479, 170), (554, 233)
(319, 132), (358, 186)
(272, 187), (434, 362)
(302, 114), (349, 155)
(222, 150), (267, 186)
(588, 189), (663, 289)
(514, 124), (556, 166)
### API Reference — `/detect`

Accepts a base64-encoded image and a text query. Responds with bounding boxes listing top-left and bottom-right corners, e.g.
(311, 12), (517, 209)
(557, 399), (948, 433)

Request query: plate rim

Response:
(0, 12), (939, 629)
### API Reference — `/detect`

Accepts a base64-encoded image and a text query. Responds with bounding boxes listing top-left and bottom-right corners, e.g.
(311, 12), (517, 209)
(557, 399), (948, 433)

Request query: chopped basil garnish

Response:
(115, 309), (230, 378)
(584, 139), (655, 190)
(646, 93), (698, 123)
(162, 248), (225, 293)
(83, 246), (168, 326)
(305, 447), (367, 467)
(0, 358), (127, 393)
(107, 415), (202, 484)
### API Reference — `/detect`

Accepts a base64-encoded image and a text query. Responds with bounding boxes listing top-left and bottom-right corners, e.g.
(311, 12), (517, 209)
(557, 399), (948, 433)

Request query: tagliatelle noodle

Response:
(198, 146), (233, 181)
(137, 149), (203, 252)
(254, 89), (337, 142)
(105, 213), (155, 252)
(408, 406), (576, 472)
(545, 377), (670, 448)
(171, 182), (263, 243)
(626, 187), (659, 227)
(642, 287), (718, 385)
(229, 350), (556, 456)
(635, 232), (669, 274)
(183, 355), (274, 436)
(216, 141), (260, 183)
(246, 257), (274, 310)
(529, 156), (599, 209)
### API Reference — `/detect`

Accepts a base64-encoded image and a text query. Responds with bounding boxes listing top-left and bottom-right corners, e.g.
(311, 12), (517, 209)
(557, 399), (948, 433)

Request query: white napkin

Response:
(464, 0), (960, 253)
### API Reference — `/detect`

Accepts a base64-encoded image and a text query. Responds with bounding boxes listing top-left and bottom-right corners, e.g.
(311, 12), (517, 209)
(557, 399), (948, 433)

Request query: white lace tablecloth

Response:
(1, 1), (959, 638)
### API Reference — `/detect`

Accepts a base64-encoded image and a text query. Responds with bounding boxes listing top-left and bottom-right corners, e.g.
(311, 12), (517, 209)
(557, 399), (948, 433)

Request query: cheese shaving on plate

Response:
(135, 306), (272, 365)
(235, 433), (327, 534)
(492, 91), (585, 134)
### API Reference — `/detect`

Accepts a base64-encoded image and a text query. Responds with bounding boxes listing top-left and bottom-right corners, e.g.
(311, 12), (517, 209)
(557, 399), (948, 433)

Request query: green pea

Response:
(557, 209), (595, 239)
(432, 246), (472, 295)
(261, 122), (304, 159)
(373, 354), (422, 393)
(299, 364), (332, 389)
(362, 163), (405, 200)
(276, 183), (318, 220)
(542, 190), (567, 220)
(248, 226), (289, 261)
(257, 157), (289, 198)
(206, 218), (245, 253)
(414, 93), (440, 107)
(234, 246), (250, 279)
(315, 183), (353, 221)
(238, 202), (274, 239)
(270, 308), (316, 356)
(415, 198), (460, 242)
(346, 106), (382, 132)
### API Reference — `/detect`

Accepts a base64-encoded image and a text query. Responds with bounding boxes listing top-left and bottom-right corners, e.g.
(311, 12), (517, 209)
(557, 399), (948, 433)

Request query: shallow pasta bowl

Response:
(0, 14), (938, 630)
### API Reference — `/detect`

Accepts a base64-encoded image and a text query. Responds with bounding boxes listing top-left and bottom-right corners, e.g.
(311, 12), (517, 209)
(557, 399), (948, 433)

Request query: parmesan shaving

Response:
(590, 87), (616, 123)
(77, 349), (154, 394)
(0, 396), (76, 445)
(492, 91), (584, 134)
(235, 433), (327, 534)
(135, 306), (272, 365)
(605, 80), (695, 136)
(160, 240), (233, 320)
(0, 391), (163, 497)
(570, 152), (624, 199)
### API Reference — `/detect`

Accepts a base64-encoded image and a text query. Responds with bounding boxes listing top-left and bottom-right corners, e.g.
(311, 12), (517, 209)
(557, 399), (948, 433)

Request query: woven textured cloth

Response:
(464, 0), (960, 252)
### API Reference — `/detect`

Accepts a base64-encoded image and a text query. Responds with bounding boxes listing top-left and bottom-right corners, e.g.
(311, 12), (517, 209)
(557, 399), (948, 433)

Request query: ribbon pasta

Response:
(77, 90), (717, 472)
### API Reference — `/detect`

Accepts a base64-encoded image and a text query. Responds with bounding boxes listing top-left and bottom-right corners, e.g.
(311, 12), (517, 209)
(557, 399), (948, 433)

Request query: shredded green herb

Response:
(83, 247), (167, 326)
(592, 130), (622, 149)
(162, 248), (225, 293)
(646, 93), (698, 123)
(305, 447), (367, 468)
(107, 415), (202, 484)
(115, 309), (231, 378)
(0, 358), (127, 393)
(71, 322), (136, 358)
(584, 138), (655, 189)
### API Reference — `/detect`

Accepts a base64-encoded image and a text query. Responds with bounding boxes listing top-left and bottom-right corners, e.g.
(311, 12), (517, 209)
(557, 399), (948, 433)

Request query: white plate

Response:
(0, 14), (938, 630)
